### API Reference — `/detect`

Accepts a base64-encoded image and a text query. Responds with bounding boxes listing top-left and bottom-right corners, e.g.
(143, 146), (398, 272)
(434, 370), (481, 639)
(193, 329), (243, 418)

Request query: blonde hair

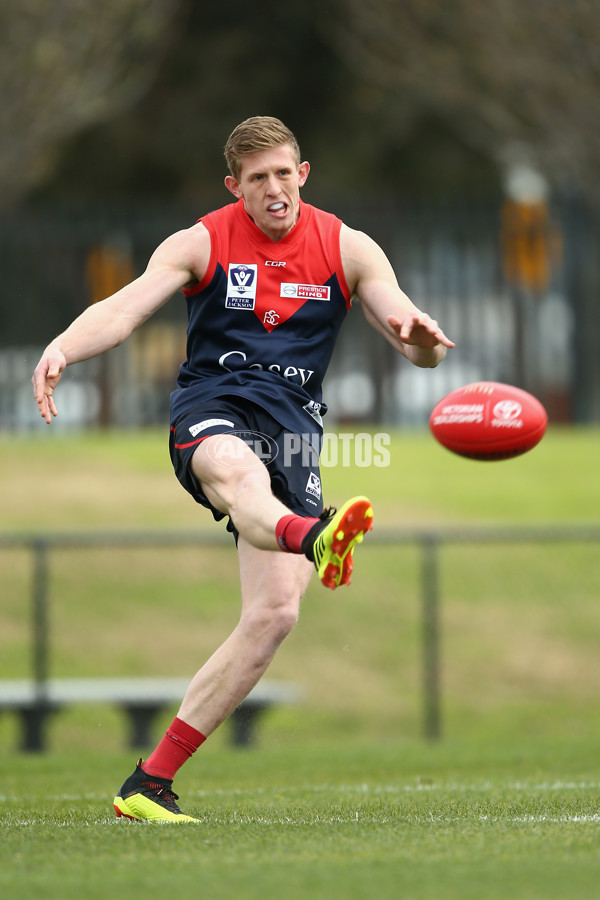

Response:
(224, 116), (301, 180)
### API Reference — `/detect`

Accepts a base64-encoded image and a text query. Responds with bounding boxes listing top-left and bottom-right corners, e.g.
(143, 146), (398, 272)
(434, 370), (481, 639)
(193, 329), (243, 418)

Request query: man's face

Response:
(224, 144), (310, 242)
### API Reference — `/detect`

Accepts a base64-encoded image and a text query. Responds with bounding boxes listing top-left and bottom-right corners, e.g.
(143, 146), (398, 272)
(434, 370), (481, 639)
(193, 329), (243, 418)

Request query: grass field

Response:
(1, 426), (599, 897)
(1, 740), (600, 899)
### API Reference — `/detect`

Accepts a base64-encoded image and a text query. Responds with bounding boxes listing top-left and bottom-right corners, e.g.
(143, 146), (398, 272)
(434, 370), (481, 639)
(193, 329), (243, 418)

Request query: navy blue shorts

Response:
(169, 396), (324, 539)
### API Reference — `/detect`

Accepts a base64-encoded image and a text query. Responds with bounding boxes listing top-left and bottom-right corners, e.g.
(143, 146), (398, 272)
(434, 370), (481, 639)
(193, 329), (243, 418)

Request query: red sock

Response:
(276, 513), (320, 552)
(142, 716), (206, 781)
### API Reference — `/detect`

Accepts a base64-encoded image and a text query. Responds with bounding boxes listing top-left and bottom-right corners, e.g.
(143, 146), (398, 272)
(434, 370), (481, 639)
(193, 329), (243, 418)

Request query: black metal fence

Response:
(1, 195), (599, 430)
(2, 524), (599, 745)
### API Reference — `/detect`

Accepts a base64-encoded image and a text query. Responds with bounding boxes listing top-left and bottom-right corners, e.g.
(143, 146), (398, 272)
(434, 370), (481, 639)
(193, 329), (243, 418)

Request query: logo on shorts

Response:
(189, 418), (235, 437)
(303, 400), (323, 427)
(226, 264), (257, 310)
(305, 472), (321, 499)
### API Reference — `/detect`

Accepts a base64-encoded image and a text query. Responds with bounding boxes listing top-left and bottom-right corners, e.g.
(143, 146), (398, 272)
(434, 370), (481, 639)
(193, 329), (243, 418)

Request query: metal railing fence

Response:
(2, 195), (600, 430)
(2, 523), (599, 744)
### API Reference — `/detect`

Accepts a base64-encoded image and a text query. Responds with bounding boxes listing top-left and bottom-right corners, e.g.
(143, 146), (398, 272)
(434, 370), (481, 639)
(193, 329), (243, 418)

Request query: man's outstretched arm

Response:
(340, 224), (454, 368)
(32, 224), (208, 423)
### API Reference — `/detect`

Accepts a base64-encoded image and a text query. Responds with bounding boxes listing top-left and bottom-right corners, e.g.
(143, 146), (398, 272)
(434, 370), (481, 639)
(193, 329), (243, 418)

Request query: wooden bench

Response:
(0, 677), (302, 752)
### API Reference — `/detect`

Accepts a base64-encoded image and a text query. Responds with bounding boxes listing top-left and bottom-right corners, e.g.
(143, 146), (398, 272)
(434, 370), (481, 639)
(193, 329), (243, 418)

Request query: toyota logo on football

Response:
(492, 399), (523, 429)
(493, 400), (522, 420)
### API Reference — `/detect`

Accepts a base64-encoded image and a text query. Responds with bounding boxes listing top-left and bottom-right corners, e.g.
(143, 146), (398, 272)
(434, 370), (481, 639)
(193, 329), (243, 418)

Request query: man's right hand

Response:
(32, 348), (66, 424)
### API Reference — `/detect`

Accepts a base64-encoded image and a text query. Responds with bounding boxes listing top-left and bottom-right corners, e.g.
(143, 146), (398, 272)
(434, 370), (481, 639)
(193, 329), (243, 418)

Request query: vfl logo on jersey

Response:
(226, 263), (258, 310)
(280, 283), (330, 301)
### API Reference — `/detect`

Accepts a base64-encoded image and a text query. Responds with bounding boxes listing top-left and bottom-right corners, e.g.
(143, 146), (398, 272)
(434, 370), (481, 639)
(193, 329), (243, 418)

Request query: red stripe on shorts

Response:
(173, 435), (211, 450)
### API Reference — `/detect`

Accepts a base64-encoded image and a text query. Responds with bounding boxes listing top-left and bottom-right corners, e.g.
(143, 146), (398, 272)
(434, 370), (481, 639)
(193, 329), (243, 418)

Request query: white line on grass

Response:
(1, 779), (599, 806)
(3, 813), (600, 828)
(190, 779), (600, 799)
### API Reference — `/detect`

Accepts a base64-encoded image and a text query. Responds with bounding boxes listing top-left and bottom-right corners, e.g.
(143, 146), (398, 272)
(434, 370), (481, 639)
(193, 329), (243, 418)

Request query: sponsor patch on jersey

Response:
(226, 263), (258, 310)
(306, 472), (322, 499)
(280, 283), (330, 301)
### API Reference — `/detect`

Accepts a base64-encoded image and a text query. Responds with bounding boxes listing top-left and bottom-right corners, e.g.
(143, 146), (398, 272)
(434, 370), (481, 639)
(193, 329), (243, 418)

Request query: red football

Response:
(429, 382), (548, 461)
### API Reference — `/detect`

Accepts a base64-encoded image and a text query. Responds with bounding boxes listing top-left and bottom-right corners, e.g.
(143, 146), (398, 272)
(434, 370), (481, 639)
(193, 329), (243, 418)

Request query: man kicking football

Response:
(32, 116), (454, 822)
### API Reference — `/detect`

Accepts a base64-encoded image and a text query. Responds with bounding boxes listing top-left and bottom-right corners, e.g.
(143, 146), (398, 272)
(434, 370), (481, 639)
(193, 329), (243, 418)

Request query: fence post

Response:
(26, 539), (50, 750)
(421, 534), (441, 740)
(32, 539), (50, 688)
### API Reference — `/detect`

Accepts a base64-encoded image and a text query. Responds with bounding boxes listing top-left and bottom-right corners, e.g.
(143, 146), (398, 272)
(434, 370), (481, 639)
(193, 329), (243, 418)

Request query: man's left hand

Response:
(388, 313), (455, 349)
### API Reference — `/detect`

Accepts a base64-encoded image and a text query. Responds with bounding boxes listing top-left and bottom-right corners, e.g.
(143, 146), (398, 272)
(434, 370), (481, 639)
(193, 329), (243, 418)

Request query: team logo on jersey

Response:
(226, 263), (258, 310)
(280, 283), (330, 301)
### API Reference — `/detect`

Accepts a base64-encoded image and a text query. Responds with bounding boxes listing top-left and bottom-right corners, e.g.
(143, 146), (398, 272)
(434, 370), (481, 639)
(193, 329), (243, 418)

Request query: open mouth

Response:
(267, 202), (287, 215)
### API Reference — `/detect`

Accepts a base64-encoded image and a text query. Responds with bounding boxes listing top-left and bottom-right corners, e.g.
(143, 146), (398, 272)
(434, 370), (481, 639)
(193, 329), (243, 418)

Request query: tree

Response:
(0, 0), (181, 208)
(7, 0), (600, 205)
(325, 0), (600, 197)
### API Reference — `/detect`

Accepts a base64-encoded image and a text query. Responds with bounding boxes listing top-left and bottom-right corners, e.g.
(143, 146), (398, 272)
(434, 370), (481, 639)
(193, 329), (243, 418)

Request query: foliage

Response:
(0, 0), (181, 206)
(5, 0), (600, 207)
(329, 0), (600, 195)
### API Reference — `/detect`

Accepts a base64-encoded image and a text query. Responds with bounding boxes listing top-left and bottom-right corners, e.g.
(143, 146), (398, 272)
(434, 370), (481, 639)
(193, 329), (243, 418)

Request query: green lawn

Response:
(1, 426), (599, 744)
(0, 427), (599, 898)
(2, 424), (599, 532)
(1, 739), (599, 899)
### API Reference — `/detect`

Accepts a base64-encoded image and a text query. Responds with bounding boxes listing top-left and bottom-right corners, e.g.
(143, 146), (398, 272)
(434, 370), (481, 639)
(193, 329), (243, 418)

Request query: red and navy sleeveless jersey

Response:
(170, 199), (352, 434)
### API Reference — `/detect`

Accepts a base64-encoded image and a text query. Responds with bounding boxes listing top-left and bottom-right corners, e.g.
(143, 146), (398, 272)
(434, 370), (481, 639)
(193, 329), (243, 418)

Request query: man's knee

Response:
(241, 593), (300, 646)
(270, 600), (300, 642)
(191, 436), (269, 513)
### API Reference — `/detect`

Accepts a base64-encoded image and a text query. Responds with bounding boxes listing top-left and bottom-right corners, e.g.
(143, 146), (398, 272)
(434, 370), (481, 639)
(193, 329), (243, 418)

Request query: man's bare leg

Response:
(176, 537), (313, 734)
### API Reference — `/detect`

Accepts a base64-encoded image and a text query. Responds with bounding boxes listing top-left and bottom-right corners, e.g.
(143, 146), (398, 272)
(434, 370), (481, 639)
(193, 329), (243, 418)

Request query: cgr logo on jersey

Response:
(280, 283), (330, 301)
(226, 263), (258, 310)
